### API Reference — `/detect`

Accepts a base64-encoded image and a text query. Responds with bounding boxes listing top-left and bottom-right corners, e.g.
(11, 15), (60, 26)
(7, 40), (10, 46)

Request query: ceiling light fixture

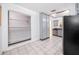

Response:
(56, 9), (69, 14)
(51, 9), (70, 17)
(51, 13), (56, 17)
(63, 10), (70, 13)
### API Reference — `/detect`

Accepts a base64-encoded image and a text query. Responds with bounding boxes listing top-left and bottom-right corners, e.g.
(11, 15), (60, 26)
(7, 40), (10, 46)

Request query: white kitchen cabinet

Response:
(58, 29), (63, 37)
(40, 13), (50, 40)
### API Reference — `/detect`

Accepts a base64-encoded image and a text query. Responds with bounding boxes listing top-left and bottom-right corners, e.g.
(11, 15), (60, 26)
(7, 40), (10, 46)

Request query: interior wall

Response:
(0, 7), (1, 25)
(1, 4), (8, 50)
(0, 4), (40, 50)
(0, 6), (1, 51)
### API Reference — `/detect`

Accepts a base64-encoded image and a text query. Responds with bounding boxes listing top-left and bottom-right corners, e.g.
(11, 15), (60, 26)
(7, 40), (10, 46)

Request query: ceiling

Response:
(16, 3), (75, 15)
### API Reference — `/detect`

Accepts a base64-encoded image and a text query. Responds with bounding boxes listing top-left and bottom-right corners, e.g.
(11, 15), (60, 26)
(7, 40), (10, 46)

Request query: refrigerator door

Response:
(64, 16), (79, 55)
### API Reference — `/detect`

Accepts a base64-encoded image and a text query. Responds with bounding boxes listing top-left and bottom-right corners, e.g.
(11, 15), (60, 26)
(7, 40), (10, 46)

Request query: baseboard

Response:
(8, 38), (31, 46)
(53, 34), (62, 37)
(2, 38), (39, 53)
(40, 37), (49, 41)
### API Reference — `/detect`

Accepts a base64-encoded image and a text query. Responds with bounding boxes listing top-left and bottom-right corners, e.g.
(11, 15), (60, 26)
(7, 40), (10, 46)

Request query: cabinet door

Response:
(40, 14), (47, 39)
(47, 16), (50, 37)
(40, 13), (49, 39)
(58, 29), (62, 37)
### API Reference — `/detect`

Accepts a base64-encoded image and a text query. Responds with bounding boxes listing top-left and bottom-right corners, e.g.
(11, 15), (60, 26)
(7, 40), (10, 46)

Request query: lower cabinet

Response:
(53, 28), (62, 37)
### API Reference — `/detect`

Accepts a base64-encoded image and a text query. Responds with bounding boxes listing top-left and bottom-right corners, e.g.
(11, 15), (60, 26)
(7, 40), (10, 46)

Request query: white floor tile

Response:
(3, 36), (63, 55)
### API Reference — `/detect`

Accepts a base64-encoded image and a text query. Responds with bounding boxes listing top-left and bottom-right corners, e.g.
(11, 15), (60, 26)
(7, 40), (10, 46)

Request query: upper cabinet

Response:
(52, 17), (63, 28)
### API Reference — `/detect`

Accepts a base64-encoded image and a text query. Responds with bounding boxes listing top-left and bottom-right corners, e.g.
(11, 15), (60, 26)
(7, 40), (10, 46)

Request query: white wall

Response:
(0, 6), (1, 51)
(0, 4), (8, 50)
(0, 3), (40, 50)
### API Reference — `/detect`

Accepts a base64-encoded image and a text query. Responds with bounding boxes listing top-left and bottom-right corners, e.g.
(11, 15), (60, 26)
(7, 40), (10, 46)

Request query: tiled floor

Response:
(3, 36), (63, 55)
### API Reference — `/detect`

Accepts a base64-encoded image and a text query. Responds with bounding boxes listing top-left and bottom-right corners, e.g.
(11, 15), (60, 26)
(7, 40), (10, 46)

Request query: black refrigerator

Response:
(64, 15), (79, 55)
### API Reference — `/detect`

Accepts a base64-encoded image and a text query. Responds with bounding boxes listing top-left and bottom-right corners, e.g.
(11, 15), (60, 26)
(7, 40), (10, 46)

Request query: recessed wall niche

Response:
(8, 10), (31, 45)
